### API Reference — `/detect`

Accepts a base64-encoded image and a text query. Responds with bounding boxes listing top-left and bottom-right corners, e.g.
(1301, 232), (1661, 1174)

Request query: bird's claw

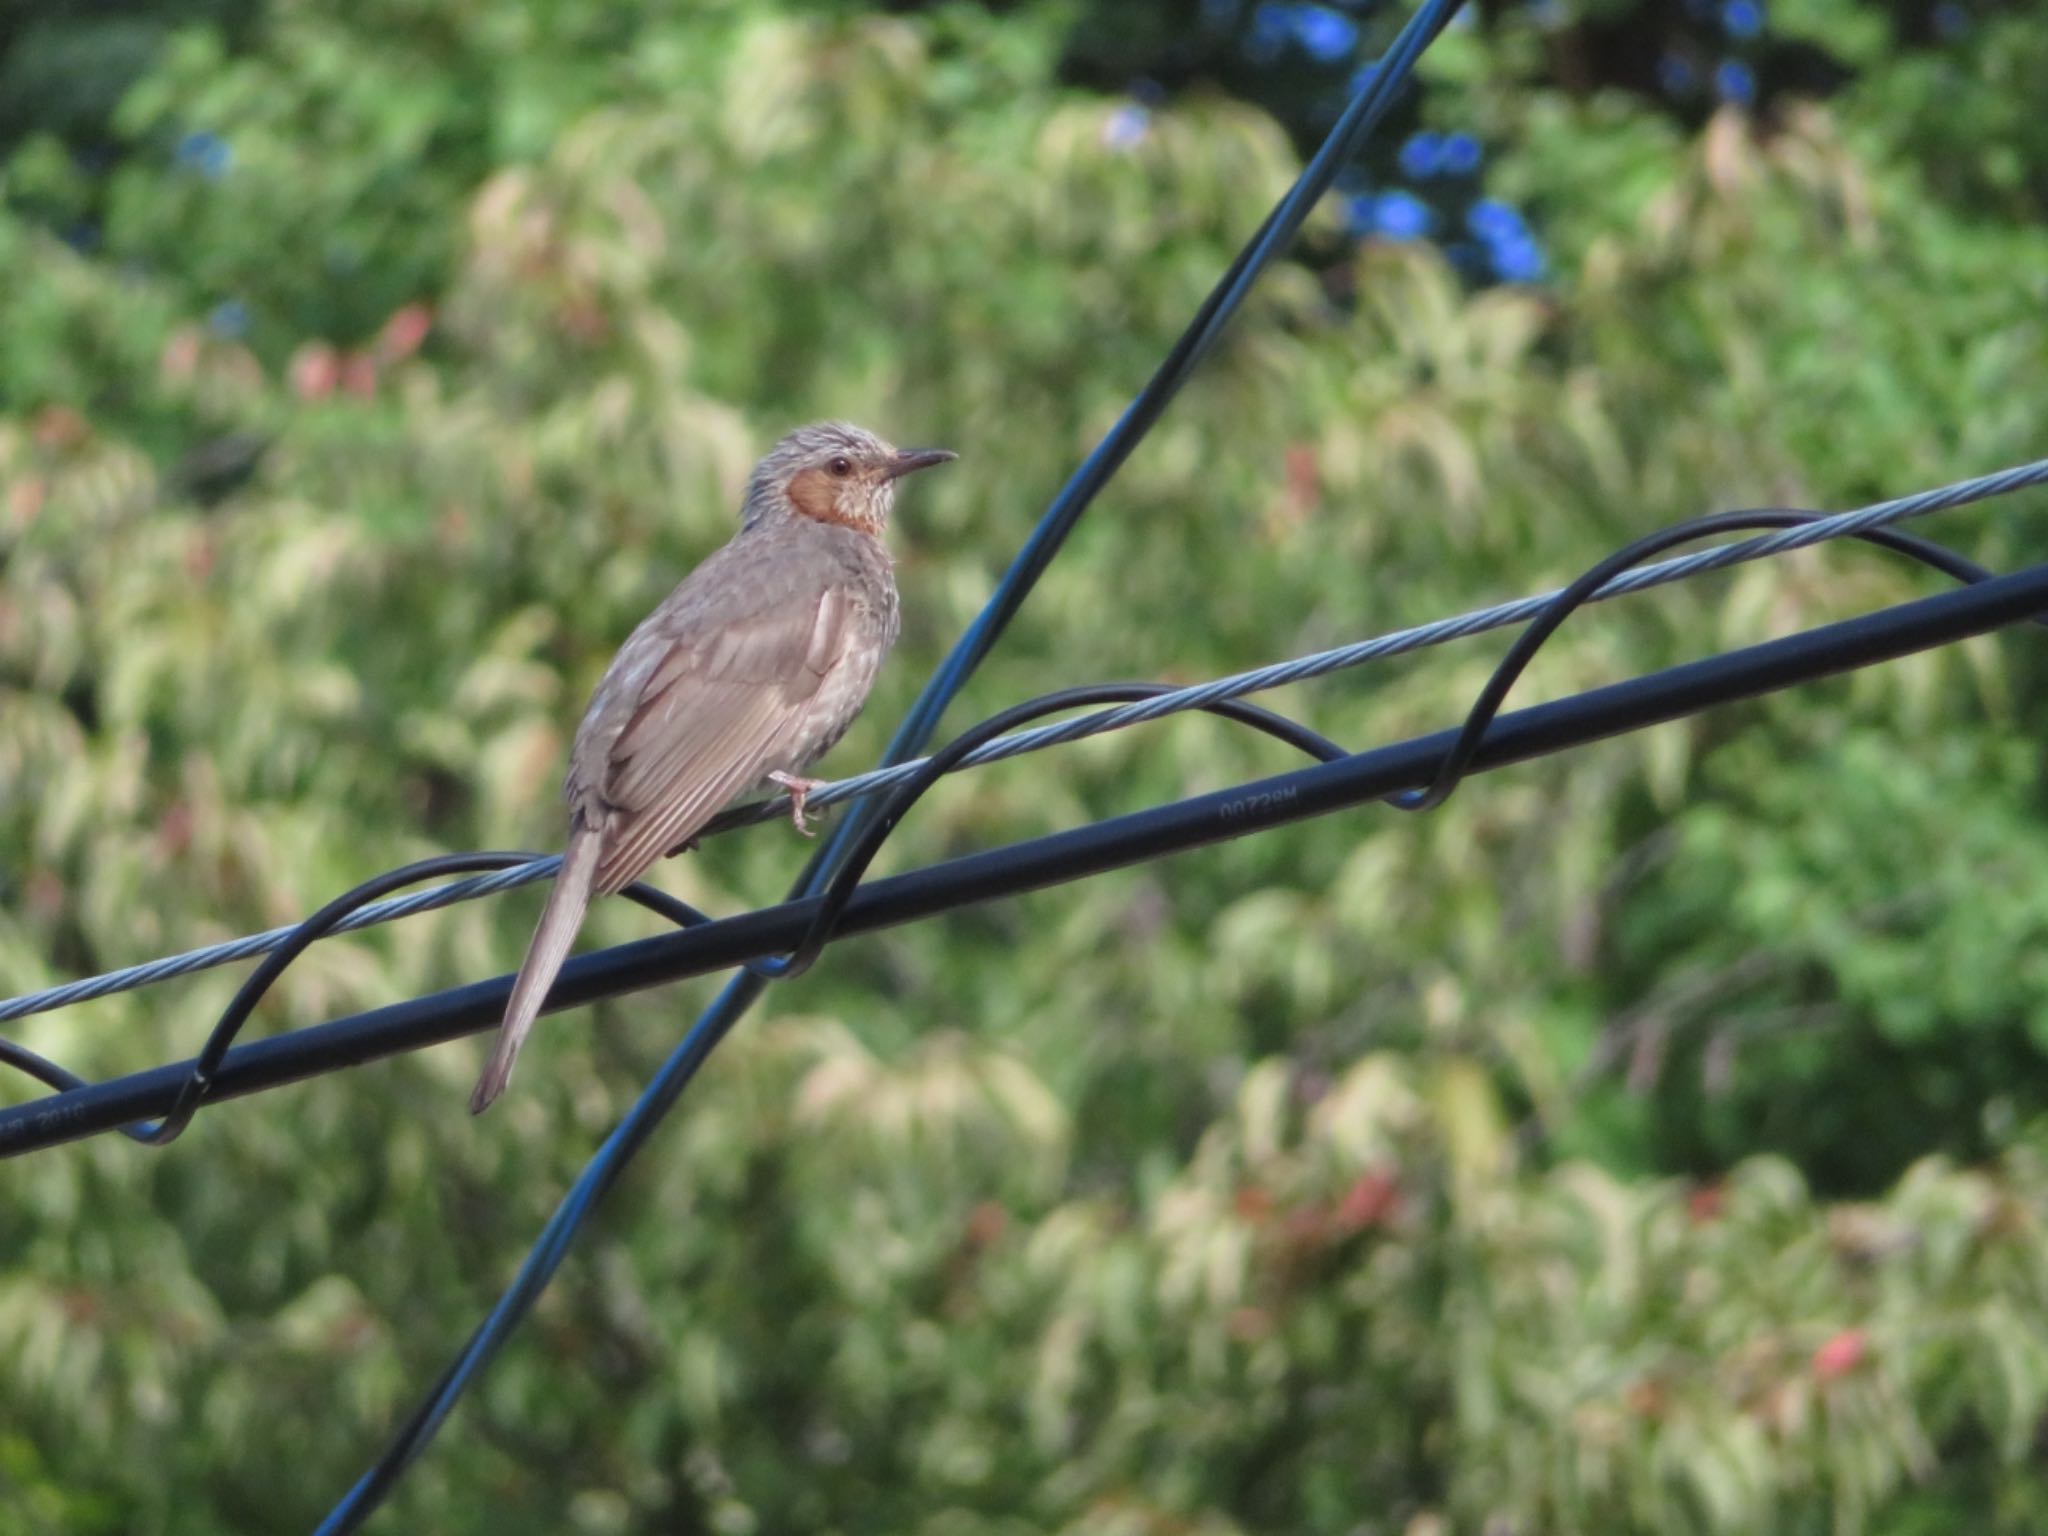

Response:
(768, 771), (826, 838)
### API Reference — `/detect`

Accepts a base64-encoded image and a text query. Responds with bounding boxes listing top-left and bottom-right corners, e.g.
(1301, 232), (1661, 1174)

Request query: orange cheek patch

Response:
(787, 467), (879, 531)
(788, 467), (837, 522)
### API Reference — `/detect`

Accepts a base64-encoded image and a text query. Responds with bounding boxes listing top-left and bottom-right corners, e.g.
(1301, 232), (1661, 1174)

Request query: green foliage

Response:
(4, 4), (2048, 1533)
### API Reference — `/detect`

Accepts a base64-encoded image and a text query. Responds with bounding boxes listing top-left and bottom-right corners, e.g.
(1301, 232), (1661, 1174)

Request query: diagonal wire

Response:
(5, 452), (2043, 1030)
(313, 5), (1467, 1528)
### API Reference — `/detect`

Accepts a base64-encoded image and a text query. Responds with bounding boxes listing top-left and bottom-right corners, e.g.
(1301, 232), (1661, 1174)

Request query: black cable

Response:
(747, 683), (1345, 980)
(0, 854), (710, 1146)
(741, 512), (2040, 976)
(8, 559), (2044, 1160)
(0, 511), (2023, 1119)
(1386, 507), (2048, 814)
(0, 504), (2028, 1117)
(0, 701), (1327, 1122)
(280, 694), (1345, 1532)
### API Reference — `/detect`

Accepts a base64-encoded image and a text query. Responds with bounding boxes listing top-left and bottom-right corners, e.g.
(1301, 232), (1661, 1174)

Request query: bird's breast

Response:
(785, 610), (894, 770)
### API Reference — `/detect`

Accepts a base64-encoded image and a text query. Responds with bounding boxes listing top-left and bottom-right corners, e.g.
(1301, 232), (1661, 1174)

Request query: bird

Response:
(469, 422), (954, 1113)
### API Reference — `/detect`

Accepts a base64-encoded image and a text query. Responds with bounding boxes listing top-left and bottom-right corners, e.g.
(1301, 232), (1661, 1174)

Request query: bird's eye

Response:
(826, 455), (854, 479)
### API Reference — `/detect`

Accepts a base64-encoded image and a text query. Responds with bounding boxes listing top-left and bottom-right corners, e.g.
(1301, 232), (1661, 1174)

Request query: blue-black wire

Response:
(871, 5), (1459, 765)
(312, 8), (1463, 1528)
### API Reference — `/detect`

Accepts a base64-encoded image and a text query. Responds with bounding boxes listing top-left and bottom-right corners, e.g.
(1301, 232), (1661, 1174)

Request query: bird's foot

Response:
(768, 771), (828, 837)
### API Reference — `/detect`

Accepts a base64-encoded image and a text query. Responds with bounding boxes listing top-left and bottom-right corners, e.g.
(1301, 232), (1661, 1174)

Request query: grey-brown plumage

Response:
(470, 422), (953, 1113)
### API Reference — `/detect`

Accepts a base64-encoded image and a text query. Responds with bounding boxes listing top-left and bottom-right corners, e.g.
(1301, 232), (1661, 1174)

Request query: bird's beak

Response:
(883, 447), (957, 480)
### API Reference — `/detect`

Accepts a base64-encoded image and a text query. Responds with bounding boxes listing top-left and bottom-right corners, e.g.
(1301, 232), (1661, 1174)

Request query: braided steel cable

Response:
(4, 460), (2042, 1031)
(7, 521), (2044, 1155)
(7, 557), (2046, 1163)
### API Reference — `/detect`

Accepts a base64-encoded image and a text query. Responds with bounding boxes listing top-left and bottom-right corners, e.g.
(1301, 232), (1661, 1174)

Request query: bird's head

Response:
(745, 421), (954, 537)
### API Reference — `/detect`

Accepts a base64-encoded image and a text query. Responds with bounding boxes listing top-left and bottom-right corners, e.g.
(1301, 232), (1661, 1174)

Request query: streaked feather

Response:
(571, 542), (865, 894)
(469, 822), (602, 1112)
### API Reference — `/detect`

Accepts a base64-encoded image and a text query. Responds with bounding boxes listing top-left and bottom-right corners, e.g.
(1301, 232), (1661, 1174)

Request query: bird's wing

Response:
(587, 579), (851, 895)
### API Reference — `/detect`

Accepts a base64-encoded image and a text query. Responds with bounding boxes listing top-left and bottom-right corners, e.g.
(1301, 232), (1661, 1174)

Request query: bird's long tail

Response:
(470, 824), (602, 1114)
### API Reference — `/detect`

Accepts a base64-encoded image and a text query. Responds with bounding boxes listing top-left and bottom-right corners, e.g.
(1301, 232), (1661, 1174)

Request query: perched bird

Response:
(470, 422), (954, 1113)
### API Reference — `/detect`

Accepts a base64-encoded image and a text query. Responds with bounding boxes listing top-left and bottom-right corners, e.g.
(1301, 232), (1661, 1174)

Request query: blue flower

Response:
(1465, 197), (1525, 243)
(208, 299), (250, 339)
(1367, 189), (1434, 241)
(1249, 2), (1359, 63)
(1721, 0), (1764, 38)
(1292, 5), (1360, 62)
(175, 130), (231, 180)
(61, 221), (101, 254)
(1488, 233), (1547, 283)
(1931, 2), (1968, 38)
(1398, 130), (1444, 179)
(1714, 57), (1756, 105)
(1440, 132), (1482, 176)
(1343, 192), (1377, 237)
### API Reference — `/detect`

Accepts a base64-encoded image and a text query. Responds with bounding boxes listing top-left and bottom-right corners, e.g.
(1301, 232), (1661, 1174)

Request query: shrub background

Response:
(4, 2), (2048, 1531)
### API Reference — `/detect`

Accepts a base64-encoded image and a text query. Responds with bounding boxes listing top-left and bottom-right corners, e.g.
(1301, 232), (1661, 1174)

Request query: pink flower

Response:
(1334, 1170), (1401, 1231)
(378, 302), (433, 361)
(291, 342), (340, 400)
(1812, 1328), (1867, 1382)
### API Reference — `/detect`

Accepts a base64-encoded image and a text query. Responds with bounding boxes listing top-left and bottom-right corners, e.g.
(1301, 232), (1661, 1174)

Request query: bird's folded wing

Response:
(591, 586), (850, 894)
